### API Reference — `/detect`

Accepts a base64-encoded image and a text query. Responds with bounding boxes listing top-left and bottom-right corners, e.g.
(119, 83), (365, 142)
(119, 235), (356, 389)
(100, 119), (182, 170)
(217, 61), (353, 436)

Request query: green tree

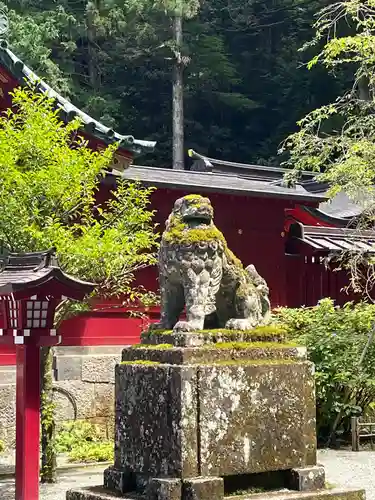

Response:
(282, 0), (375, 198)
(1, 0), (339, 167)
(281, 0), (375, 297)
(0, 85), (158, 481)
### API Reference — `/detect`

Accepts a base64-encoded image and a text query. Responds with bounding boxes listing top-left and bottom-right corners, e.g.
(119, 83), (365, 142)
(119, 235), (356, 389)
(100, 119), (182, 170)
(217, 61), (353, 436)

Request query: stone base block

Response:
(66, 486), (135, 499)
(183, 477), (224, 500)
(66, 486), (365, 500)
(148, 478), (182, 499)
(288, 466), (325, 491)
(103, 466), (132, 494)
(228, 488), (365, 500)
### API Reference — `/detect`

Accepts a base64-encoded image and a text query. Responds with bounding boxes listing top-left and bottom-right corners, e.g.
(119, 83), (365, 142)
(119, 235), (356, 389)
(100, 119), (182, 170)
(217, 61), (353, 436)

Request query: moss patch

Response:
(204, 341), (298, 350)
(134, 343), (174, 350)
(120, 360), (161, 366)
(210, 358), (297, 366)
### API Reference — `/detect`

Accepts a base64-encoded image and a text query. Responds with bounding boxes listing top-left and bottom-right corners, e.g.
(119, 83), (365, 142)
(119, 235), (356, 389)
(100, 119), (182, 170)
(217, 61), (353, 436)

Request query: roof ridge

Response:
(0, 43), (156, 156)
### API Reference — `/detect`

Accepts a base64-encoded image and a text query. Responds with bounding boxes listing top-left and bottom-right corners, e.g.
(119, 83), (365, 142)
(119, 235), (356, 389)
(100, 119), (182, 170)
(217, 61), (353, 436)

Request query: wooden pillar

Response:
(15, 343), (41, 500)
(351, 416), (360, 452)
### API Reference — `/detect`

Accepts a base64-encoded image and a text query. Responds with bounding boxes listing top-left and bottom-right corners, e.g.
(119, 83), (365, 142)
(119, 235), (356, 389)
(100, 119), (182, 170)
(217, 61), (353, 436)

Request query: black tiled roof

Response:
(0, 42), (156, 156)
(115, 165), (327, 202)
(0, 249), (94, 295)
(287, 223), (375, 254)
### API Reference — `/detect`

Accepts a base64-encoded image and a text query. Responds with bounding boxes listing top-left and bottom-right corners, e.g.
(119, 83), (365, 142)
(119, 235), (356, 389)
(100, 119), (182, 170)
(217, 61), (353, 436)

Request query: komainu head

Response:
(170, 195), (214, 229)
(163, 194), (224, 246)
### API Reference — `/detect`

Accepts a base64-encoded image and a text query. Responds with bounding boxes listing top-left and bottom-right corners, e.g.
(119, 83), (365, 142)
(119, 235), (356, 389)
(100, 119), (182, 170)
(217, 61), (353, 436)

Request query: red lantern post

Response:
(0, 249), (94, 500)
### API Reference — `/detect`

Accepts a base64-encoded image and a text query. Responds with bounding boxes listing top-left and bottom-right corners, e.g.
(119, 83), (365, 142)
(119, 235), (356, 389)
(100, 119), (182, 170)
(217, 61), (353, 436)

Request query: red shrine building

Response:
(0, 43), (370, 365)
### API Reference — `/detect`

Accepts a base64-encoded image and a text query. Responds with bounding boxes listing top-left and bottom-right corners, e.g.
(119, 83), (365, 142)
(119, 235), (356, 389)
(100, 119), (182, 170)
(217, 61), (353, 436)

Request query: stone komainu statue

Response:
(154, 194), (271, 332)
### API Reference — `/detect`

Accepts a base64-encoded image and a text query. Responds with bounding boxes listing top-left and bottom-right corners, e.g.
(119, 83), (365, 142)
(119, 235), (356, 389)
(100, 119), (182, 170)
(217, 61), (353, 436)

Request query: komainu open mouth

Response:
(183, 215), (211, 226)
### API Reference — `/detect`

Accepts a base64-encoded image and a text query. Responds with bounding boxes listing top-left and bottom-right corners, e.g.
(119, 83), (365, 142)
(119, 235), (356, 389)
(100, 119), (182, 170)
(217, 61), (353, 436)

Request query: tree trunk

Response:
(172, 14), (184, 170)
(86, 1), (100, 91)
(358, 74), (371, 101)
(40, 346), (57, 483)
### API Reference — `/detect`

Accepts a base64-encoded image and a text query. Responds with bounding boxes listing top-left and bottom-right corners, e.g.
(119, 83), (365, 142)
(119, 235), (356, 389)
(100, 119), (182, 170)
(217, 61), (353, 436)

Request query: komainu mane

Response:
(153, 194), (270, 332)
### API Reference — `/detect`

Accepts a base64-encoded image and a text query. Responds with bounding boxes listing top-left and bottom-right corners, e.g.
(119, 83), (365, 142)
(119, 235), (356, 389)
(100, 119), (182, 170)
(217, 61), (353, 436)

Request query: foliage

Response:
(56, 421), (104, 453)
(68, 441), (113, 463)
(0, 0), (340, 166)
(55, 421), (113, 463)
(281, 0), (375, 201)
(0, 86), (158, 482)
(275, 299), (375, 443)
(0, 86), (158, 300)
(40, 347), (57, 483)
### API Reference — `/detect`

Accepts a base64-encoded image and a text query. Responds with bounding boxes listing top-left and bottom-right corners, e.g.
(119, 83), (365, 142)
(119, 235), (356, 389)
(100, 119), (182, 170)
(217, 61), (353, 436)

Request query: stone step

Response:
(66, 486), (364, 500)
(226, 488), (365, 500)
(66, 486), (142, 499)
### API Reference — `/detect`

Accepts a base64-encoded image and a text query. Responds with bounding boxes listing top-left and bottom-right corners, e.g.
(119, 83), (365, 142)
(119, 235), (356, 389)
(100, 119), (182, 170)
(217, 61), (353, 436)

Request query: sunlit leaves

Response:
(0, 86), (158, 300)
(282, 0), (375, 202)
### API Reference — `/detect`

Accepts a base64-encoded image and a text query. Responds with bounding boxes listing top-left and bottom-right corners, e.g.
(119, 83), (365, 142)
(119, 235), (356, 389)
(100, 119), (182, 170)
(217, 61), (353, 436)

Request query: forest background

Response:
(0, 0), (342, 167)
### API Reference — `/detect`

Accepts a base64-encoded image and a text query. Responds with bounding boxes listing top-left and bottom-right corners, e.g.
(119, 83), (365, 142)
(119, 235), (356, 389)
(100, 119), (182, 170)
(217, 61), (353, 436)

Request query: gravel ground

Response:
(0, 465), (105, 500)
(318, 449), (375, 500)
(0, 450), (374, 499)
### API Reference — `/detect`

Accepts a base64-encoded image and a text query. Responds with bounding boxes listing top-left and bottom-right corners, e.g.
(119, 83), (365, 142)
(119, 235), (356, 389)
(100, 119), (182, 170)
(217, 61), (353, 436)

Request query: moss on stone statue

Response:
(162, 194), (245, 276)
(163, 216), (226, 246)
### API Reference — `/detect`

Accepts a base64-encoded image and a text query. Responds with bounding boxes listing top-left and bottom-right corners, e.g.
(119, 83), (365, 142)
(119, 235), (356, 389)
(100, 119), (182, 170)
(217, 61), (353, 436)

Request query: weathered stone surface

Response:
(54, 355), (82, 381)
(66, 486), (134, 499)
(54, 380), (96, 421)
(82, 355), (121, 384)
(288, 466), (325, 491)
(0, 384), (16, 449)
(94, 383), (115, 418)
(122, 345), (307, 366)
(140, 329), (286, 348)
(114, 363), (198, 478)
(182, 477), (224, 500)
(66, 486), (365, 500)
(227, 488), (365, 500)
(198, 360), (316, 476)
(0, 367), (16, 385)
(147, 478), (182, 500)
(103, 466), (133, 494)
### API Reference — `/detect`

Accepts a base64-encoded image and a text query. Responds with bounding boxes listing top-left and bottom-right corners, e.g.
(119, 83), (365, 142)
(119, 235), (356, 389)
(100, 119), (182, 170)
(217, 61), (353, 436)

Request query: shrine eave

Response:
(288, 205), (359, 228)
(188, 149), (328, 193)
(112, 165), (327, 202)
(286, 223), (375, 256)
(0, 250), (95, 299)
(0, 42), (156, 156)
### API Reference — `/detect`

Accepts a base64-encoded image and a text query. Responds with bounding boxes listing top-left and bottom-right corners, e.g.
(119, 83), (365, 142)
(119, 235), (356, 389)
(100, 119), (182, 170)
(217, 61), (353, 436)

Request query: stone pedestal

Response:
(66, 329), (365, 500)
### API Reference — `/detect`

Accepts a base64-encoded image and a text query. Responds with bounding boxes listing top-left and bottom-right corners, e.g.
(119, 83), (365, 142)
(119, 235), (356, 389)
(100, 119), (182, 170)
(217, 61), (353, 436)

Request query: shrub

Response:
(274, 299), (375, 444)
(68, 441), (113, 463)
(55, 420), (113, 463)
(56, 421), (104, 453)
